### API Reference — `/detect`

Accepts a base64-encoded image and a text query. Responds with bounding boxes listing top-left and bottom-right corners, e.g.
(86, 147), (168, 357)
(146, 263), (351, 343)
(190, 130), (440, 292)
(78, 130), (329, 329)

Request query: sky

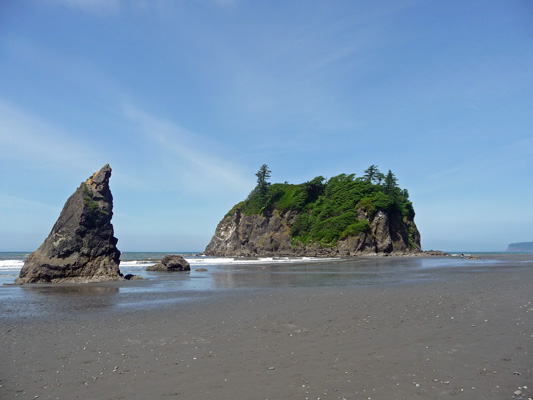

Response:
(1, 0), (532, 252)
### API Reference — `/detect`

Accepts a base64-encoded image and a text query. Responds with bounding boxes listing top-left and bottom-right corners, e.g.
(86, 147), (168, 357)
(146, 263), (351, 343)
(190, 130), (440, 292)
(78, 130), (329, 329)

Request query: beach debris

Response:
(15, 164), (124, 284)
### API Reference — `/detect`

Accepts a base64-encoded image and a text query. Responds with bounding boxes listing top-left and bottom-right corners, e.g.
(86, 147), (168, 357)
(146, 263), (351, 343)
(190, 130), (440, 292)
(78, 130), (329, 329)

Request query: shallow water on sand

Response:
(1, 254), (531, 319)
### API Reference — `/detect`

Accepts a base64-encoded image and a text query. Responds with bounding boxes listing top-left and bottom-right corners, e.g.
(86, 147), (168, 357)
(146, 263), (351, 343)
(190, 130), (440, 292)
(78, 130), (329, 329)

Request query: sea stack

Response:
(205, 168), (422, 257)
(16, 164), (123, 283)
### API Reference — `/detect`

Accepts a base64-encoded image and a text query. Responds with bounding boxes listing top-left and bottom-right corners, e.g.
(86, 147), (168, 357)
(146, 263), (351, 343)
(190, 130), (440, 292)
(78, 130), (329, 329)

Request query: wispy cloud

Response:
(0, 99), (100, 172)
(2, 37), (127, 111)
(41, 0), (120, 14)
(121, 103), (254, 194)
(40, 0), (235, 16)
(416, 136), (533, 197)
(0, 194), (58, 213)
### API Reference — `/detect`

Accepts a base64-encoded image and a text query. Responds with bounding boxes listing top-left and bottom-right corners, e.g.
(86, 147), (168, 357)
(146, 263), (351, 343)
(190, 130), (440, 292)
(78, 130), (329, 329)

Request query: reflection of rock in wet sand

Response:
(22, 285), (119, 295)
(210, 263), (346, 288)
(21, 284), (120, 313)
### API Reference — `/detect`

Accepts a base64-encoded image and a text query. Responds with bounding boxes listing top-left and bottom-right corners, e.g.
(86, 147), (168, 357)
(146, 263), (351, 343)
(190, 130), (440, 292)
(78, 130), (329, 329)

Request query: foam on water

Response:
(118, 256), (341, 270)
(119, 260), (157, 268)
(187, 256), (340, 266)
(0, 260), (25, 271)
(0, 254), (341, 271)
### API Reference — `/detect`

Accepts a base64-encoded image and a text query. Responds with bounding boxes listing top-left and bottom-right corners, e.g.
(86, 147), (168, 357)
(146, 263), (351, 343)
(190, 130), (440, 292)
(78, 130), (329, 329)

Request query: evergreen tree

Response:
(363, 165), (380, 184)
(383, 170), (398, 194)
(255, 164), (271, 197)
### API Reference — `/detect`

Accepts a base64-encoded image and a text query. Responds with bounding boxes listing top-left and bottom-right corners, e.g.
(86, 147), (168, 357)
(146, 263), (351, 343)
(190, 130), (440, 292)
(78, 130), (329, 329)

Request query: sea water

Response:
(0, 251), (342, 286)
(1, 251), (532, 319)
(0, 250), (519, 288)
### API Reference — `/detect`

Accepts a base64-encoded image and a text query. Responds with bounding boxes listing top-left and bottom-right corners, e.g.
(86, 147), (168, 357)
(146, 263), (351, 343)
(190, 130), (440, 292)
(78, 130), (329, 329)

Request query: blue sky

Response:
(1, 0), (532, 252)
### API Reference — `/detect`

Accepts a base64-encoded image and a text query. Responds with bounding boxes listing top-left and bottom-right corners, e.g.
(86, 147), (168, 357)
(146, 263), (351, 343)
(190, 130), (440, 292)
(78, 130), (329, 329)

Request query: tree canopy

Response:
(235, 164), (415, 246)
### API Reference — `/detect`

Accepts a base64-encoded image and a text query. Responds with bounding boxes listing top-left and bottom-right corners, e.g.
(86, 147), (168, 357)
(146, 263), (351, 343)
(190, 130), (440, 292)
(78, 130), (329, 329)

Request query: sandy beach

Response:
(1, 256), (532, 399)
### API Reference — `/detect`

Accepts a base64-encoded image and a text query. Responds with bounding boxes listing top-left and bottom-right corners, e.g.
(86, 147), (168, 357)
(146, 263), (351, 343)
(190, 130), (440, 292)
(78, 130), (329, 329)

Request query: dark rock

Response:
(16, 164), (123, 283)
(146, 255), (191, 272)
(423, 250), (450, 256)
(205, 207), (422, 257)
(124, 274), (142, 280)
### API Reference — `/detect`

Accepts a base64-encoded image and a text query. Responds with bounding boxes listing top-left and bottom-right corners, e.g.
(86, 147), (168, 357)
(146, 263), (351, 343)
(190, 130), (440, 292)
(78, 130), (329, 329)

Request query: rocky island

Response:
(205, 165), (422, 257)
(16, 164), (124, 283)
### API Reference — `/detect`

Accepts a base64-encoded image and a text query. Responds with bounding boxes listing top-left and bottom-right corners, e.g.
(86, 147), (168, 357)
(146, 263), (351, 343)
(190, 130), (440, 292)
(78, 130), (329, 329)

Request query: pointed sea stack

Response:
(16, 164), (123, 283)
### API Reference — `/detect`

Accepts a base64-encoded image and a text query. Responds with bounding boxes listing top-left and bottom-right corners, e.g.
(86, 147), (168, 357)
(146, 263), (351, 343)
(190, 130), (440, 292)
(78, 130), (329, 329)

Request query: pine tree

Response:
(384, 170), (398, 194)
(363, 165), (380, 184)
(255, 164), (271, 198)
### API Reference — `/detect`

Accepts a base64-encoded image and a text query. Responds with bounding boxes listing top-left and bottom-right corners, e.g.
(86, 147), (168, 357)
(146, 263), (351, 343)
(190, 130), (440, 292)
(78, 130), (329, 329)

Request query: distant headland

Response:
(205, 164), (423, 257)
(507, 242), (533, 253)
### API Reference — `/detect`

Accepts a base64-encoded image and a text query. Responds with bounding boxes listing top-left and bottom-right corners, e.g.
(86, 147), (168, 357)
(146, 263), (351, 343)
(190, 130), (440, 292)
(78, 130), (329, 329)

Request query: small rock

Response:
(515, 390), (522, 396)
(147, 255), (190, 272)
(268, 367), (275, 370)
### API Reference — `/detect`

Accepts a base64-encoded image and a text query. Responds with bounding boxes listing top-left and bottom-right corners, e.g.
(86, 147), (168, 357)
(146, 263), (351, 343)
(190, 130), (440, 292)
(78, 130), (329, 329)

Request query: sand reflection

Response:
(19, 284), (120, 314)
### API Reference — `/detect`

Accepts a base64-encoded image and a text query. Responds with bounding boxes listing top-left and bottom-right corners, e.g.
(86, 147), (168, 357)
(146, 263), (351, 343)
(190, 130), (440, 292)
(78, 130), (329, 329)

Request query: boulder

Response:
(124, 274), (143, 280)
(16, 164), (123, 283)
(146, 255), (191, 272)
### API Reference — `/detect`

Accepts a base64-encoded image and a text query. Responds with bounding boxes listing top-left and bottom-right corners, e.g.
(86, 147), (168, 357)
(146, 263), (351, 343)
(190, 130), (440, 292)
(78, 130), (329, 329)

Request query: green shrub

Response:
(339, 220), (371, 240)
(358, 197), (375, 213)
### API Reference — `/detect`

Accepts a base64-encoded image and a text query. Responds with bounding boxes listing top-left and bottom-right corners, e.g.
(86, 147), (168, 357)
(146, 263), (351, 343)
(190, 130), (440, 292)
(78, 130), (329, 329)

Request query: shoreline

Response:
(2, 258), (532, 399)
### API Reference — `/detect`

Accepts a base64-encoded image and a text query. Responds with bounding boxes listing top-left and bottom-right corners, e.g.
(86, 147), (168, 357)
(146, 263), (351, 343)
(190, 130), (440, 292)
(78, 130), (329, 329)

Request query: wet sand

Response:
(1, 258), (532, 399)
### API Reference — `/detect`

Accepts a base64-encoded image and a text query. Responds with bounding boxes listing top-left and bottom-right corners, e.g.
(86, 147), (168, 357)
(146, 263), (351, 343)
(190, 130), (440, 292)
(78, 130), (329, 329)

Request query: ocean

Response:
(0, 250), (519, 287)
(0, 251), (342, 287)
(2, 251), (532, 319)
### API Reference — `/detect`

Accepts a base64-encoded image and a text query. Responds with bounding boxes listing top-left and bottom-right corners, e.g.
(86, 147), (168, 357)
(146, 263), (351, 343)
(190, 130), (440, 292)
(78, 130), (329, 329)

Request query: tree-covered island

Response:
(205, 165), (421, 257)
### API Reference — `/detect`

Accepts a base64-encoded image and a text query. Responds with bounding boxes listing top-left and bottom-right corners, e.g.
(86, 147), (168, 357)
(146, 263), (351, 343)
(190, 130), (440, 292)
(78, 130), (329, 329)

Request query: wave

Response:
(0, 256), (341, 272)
(0, 260), (25, 270)
(120, 256), (341, 269)
(120, 260), (157, 267)
(185, 256), (340, 266)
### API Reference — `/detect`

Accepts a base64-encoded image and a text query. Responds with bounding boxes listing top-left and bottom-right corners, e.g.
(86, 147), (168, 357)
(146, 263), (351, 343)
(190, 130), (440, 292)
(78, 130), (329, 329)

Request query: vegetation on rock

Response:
(232, 164), (415, 247)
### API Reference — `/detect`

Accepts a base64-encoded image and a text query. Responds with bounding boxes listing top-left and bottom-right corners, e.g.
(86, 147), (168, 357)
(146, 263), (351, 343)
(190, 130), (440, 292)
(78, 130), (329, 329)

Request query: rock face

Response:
(146, 255), (191, 272)
(204, 207), (421, 257)
(16, 164), (123, 283)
